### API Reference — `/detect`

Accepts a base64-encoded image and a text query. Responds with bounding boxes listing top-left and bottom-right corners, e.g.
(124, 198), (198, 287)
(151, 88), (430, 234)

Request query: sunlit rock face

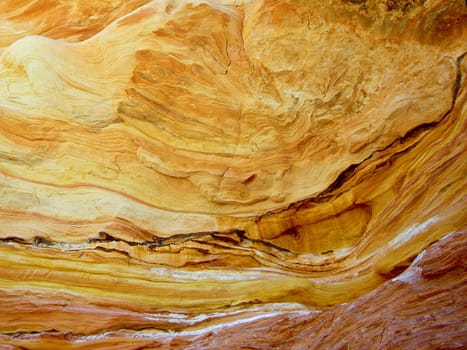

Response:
(0, 0), (466, 348)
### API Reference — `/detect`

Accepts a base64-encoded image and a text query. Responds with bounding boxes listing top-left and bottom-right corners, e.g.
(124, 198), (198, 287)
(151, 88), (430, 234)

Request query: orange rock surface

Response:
(0, 0), (466, 349)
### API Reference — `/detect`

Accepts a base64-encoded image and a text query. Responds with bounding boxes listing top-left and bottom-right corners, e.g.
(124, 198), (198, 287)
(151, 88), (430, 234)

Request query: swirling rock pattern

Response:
(0, 0), (466, 349)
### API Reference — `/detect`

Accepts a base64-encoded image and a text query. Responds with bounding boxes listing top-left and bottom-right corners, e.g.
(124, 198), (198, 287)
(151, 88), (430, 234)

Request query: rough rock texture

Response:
(0, 0), (466, 349)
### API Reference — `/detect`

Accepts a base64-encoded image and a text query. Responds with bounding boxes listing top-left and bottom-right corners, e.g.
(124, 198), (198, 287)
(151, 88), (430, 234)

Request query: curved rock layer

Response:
(0, 0), (466, 349)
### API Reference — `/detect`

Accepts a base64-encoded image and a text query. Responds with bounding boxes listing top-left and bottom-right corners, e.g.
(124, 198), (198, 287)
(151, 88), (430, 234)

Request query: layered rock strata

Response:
(0, 0), (466, 349)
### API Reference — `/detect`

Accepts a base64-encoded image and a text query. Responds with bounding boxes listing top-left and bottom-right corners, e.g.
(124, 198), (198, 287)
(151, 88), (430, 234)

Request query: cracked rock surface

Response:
(0, 0), (466, 349)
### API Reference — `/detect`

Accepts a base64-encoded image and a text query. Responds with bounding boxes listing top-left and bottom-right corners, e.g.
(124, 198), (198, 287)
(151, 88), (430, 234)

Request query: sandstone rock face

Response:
(0, 0), (466, 349)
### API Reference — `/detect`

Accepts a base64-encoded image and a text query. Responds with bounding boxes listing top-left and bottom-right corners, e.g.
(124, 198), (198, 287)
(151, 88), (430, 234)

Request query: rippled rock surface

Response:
(0, 0), (466, 349)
